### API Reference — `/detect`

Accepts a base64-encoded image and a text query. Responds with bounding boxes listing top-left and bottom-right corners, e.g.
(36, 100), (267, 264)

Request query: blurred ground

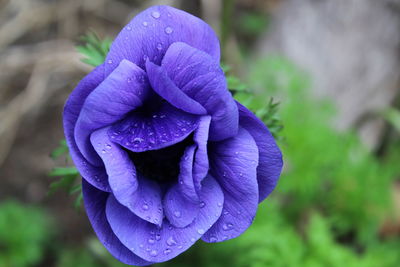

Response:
(1, 0), (400, 266)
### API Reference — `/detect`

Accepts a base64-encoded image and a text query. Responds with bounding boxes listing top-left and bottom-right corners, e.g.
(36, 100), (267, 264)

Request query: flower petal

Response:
(177, 145), (199, 202)
(63, 64), (110, 192)
(74, 59), (150, 166)
(109, 102), (199, 152)
(105, 175), (223, 263)
(161, 42), (238, 141)
(163, 182), (199, 228)
(237, 103), (283, 202)
(82, 180), (153, 266)
(105, 5), (220, 75)
(202, 128), (259, 242)
(145, 61), (207, 115)
(91, 127), (163, 226)
(192, 116), (211, 192)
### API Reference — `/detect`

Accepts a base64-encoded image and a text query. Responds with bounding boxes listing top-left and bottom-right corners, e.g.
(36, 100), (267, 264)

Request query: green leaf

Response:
(50, 139), (68, 159)
(381, 107), (400, 132)
(48, 167), (79, 177)
(76, 32), (112, 67)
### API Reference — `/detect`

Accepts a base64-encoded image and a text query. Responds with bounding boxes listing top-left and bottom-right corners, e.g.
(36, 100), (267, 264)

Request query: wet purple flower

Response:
(63, 5), (282, 265)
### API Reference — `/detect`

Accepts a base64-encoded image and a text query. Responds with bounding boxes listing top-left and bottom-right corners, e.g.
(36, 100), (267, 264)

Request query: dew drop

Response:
(139, 244), (144, 248)
(197, 229), (205, 235)
(148, 238), (155, 244)
(151, 11), (160, 19)
(164, 26), (173, 34)
(157, 43), (163, 50)
(173, 211), (181, 218)
(217, 202), (223, 207)
(190, 237), (195, 242)
(126, 26), (132, 31)
(101, 149), (106, 154)
(166, 236), (177, 246)
(164, 248), (172, 255)
(142, 203), (149, 210)
(209, 236), (217, 242)
(133, 137), (143, 144)
(142, 21), (148, 27)
(199, 201), (206, 208)
(107, 59), (113, 64)
(235, 151), (239, 155)
(150, 250), (158, 256)
(105, 144), (112, 149)
(155, 234), (161, 241)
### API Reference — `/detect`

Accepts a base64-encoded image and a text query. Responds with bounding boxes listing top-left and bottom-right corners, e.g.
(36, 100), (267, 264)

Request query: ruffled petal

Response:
(105, 5), (220, 75)
(63, 64), (110, 191)
(145, 61), (207, 115)
(82, 180), (153, 266)
(109, 102), (199, 152)
(163, 183), (198, 228)
(237, 102), (283, 202)
(105, 176), (223, 263)
(192, 116), (211, 192)
(91, 127), (163, 226)
(202, 128), (259, 242)
(177, 145), (199, 202)
(161, 42), (238, 141)
(74, 59), (150, 165)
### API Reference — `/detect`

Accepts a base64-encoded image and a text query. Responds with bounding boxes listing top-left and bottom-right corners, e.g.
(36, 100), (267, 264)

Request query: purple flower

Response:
(63, 5), (282, 265)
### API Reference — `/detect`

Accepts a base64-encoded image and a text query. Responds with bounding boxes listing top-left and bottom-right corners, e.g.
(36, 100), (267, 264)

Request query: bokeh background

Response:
(1, 0), (400, 266)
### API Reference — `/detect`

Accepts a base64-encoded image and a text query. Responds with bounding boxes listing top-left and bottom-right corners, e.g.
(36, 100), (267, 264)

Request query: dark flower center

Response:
(127, 135), (194, 184)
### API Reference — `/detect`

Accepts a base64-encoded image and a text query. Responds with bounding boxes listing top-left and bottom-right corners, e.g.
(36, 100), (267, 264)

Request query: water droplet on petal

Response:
(199, 201), (206, 208)
(155, 234), (161, 241)
(142, 21), (148, 27)
(107, 59), (113, 64)
(151, 11), (160, 19)
(217, 202), (223, 207)
(166, 236), (177, 246)
(209, 236), (217, 242)
(165, 26), (173, 34)
(105, 144), (111, 149)
(157, 43), (163, 50)
(148, 238), (155, 244)
(190, 237), (195, 242)
(150, 249), (158, 256)
(133, 137), (143, 144)
(173, 211), (181, 218)
(126, 26), (132, 31)
(164, 248), (171, 255)
(197, 229), (205, 235)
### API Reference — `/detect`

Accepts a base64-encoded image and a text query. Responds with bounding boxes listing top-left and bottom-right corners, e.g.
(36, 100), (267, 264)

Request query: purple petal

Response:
(91, 127), (163, 226)
(161, 42), (238, 141)
(177, 145), (199, 202)
(105, 5), (220, 75)
(192, 116), (211, 192)
(145, 61), (207, 115)
(74, 59), (150, 165)
(202, 128), (259, 242)
(237, 103), (283, 202)
(163, 182), (199, 228)
(105, 176), (223, 263)
(63, 64), (110, 191)
(82, 180), (153, 266)
(109, 102), (199, 152)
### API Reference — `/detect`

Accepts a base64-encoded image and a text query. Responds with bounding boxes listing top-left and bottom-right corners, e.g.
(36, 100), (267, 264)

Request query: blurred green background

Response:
(1, 0), (400, 266)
